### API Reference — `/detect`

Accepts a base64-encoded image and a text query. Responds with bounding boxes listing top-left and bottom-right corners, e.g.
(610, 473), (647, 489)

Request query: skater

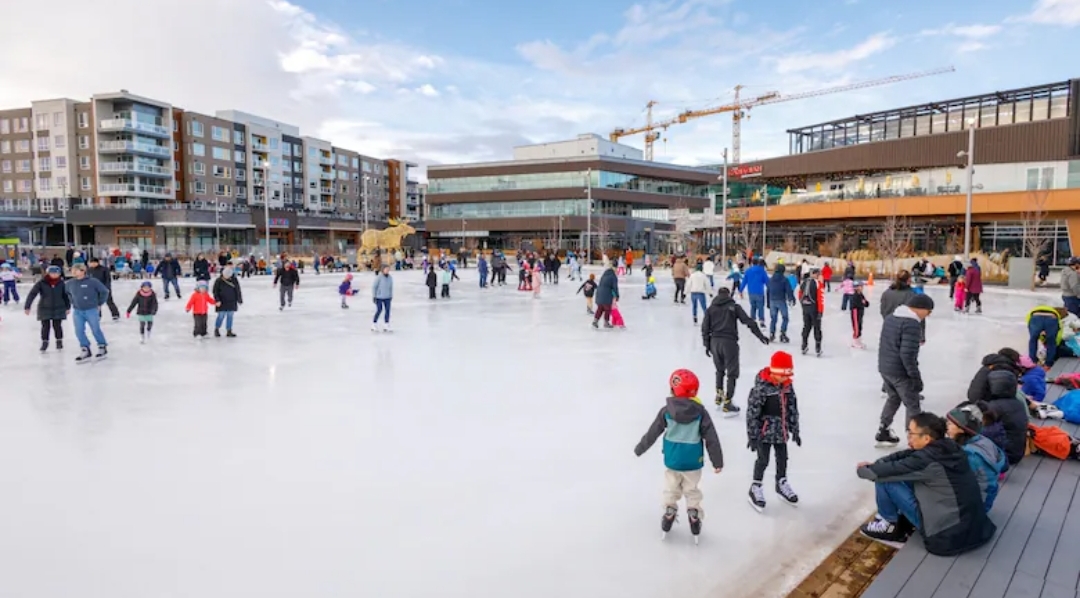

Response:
(65, 263), (110, 363)
(0, 262), (20, 304)
(212, 267), (242, 338)
(426, 266), (438, 299)
(478, 254), (489, 289)
(518, 263), (530, 291)
(746, 351), (801, 512)
(578, 273), (598, 313)
(372, 265), (393, 332)
(947, 255), (964, 299)
(440, 264), (452, 298)
(642, 276), (657, 300)
(821, 262), (833, 292)
(610, 300), (626, 328)
(185, 281), (217, 338)
(634, 369), (724, 542)
(159, 253), (182, 299)
(964, 258), (983, 314)
(86, 257), (120, 321)
(850, 282), (870, 348)
(192, 253), (211, 282)
(592, 264), (619, 328)
(840, 276), (854, 311)
(688, 263), (709, 324)
(672, 256), (689, 303)
(23, 265), (70, 352)
(726, 263), (745, 299)
(702, 256), (716, 289)
(702, 287), (770, 415)
(126, 281), (159, 343)
(798, 268), (824, 356)
(1062, 258), (1080, 317)
(876, 294), (934, 447)
(625, 246), (634, 276)
(953, 277), (966, 312)
(532, 261), (543, 298)
(339, 273), (355, 308)
(273, 261), (300, 310)
(766, 264), (795, 343)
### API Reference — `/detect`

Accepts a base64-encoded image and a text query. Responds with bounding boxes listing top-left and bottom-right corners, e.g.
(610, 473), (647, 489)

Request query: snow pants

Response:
(663, 468), (703, 514)
(709, 337), (740, 400)
(880, 374), (923, 429)
(2, 280), (19, 303)
(753, 443), (788, 483)
(193, 314), (209, 337)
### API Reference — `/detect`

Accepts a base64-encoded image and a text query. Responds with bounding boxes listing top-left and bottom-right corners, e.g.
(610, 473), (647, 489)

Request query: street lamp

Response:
(720, 148), (728, 265)
(362, 174), (370, 233)
(957, 117), (977, 258)
(261, 160), (271, 261)
(215, 200), (221, 250)
(461, 218), (467, 248)
(58, 178), (69, 246)
(584, 168), (592, 264)
(761, 183), (769, 258)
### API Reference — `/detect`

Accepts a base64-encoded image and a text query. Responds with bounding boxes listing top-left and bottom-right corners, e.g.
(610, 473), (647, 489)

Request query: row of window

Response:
(428, 170), (711, 198)
(1, 156), (68, 172)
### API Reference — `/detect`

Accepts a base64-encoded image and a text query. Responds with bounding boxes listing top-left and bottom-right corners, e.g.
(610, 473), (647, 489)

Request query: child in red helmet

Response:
(634, 369), (725, 542)
(746, 351), (801, 512)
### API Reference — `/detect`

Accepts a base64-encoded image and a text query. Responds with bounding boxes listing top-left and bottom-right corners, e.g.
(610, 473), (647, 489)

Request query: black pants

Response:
(193, 314), (208, 336)
(949, 276), (959, 298)
(966, 292), (982, 309)
(709, 337), (740, 400)
(490, 269), (497, 285)
(801, 309), (822, 349)
(428, 286), (436, 299)
(104, 292), (120, 319)
(753, 443), (788, 482)
(40, 319), (63, 341)
(441, 284), (450, 298)
(674, 279), (686, 302)
(139, 319), (154, 334)
(851, 309), (865, 339)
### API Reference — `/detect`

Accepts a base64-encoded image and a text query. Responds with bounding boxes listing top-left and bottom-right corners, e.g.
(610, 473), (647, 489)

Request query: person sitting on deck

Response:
(856, 412), (997, 555)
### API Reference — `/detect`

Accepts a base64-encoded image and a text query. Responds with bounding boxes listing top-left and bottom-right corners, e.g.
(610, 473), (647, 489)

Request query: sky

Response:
(1, 0), (1077, 175)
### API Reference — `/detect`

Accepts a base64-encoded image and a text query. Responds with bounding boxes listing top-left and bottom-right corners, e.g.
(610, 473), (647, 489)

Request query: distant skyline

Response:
(1, 0), (1077, 174)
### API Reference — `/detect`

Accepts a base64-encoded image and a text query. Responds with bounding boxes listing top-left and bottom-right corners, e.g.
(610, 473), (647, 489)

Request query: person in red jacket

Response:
(821, 263), (833, 292)
(798, 268), (825, 356)
(964, 258), (983, 314)
(185, 280), (219, 338)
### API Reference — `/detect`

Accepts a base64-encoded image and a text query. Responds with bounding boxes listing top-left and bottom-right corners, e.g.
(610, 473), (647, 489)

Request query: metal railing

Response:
(99, 118), (170, 137)
(98, 140), (171, 157)
(99, 183), (172, 196)
(99, 162), (172, 176)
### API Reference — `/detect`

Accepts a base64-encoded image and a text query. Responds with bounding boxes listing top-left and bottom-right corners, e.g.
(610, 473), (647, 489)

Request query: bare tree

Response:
(874, 214), (913, 277)
(739, 220), (761, 262)
(782, 233), (798, 253)
(1022, 189), (1050, 288)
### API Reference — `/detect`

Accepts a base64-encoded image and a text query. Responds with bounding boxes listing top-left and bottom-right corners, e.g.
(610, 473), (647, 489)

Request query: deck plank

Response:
(1017, 468), (1079, 579)
(859, 536), (928, 598)
(1045, 464), (1080, 590)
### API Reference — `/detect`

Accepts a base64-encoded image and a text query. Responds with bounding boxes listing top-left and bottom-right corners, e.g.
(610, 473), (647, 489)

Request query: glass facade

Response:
(429, 199), (588, 219)
(428, 170), (709, 198)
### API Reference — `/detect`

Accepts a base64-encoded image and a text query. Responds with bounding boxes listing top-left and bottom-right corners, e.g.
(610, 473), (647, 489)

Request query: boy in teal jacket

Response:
(635, 369), (724, 541)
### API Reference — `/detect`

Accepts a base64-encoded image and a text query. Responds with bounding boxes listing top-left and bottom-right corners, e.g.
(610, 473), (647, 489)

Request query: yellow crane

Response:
(610, 66), (956, 163)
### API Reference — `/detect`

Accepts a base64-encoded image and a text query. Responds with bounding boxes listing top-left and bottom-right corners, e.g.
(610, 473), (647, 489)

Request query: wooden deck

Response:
(860, 358), (1080, 598)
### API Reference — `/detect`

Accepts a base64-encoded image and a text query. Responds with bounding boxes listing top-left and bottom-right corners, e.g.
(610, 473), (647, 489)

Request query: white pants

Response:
(663, 468), (703, 515)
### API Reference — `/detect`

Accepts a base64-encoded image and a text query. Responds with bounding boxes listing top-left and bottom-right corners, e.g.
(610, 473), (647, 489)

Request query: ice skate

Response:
(693, 316), (698, 324)
(381, 322), (392, 333)
(56, 339), (63, 350)
(801, 344), (808, 355)
(660, 506), (678, 539)
(779, 333), (790, 344)
(748, 482), (766, 512)
(714, 389), (726, 407)
(851, 338), (866, 349)
(776, 478), (798, 506)
(371, 322), (379, 332)
(769, 333), (776, 343)
(40, 340), (48, 353)
(214, 329), (221, 338)
(140, 332), (145, 345)
(860, 516), (909, 549)
(758, 320), (766, 329)
(721, 399), (741, 418)
(816, 344), (822, 357)
(975, 306), (982, 314)
(687, 508), (702, 544)
(75, 346), (93, 364)
(1034, 403), (1064, 420)
(341, 303), (349, 309)
(603, 322), (614, 329)
(875, 426), (900, 448)
(95, 346), (107, 360)
(591, 320), (599, 329)
(226, 331), (237, 338)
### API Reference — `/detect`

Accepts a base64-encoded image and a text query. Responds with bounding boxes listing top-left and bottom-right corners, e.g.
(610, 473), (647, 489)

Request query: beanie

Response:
(1019, 355), (1036, 369)
(947, 403), (984, 435)
(769, 351), (794, 376)
(907, 294), (935, 311)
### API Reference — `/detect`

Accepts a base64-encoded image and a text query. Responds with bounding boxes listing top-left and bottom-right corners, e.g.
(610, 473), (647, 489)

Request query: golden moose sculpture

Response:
(361, 223), (417, 251)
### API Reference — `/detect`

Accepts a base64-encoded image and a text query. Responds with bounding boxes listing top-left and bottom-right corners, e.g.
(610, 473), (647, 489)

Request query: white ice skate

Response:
(851, 339), (866, 350)
(370, 323), (379, 332)
(1034, 403), (1064, 420)
(381, 322), (392, 333)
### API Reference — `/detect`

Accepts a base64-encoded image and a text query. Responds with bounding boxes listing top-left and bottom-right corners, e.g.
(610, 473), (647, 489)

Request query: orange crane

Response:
(609, 66), (955, 163)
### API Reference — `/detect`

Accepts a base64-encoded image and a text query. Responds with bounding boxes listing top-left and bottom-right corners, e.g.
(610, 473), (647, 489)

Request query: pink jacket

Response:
(840, 279), (855, 295)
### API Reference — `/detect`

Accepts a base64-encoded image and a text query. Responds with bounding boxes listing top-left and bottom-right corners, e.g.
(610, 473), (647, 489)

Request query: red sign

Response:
(728, 164), (763, 178)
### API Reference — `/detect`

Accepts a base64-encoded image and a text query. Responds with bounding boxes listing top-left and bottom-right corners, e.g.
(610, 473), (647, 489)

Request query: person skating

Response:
(672, 256), (690, 303)
(23, 265), (70, 352)
(273, 261), (300, 310)
(192, 253), (212, 282)
(821, 262), (833, 292)
(440, 265), (452, 298)
(964, 258), (983, 314)
(947, 256), (964, 300)
(702, 287), (770, 416)
(766, 264), (795, 343)
(85, 257), (121, 321)
(185, 281), (217, 338)
(372, 265), (394, 332)
(578, 274), (598, 313)
(702, 256), (716, 290)
(65, 263), (110, 363)
(478, 254), (489, 289)
(0, 262), (21, 305)
(746, 351), (801, 512)
(593, 264), (619, 328)
(741, 257), (769, 328)
(876, 294), (934, 447)
(212, 267), (242, 338)
(850, 282), (870, 349)
(426, 266), (438, 299)
(688, 263), (709, 324)
(339, 273), (355, 308)
(126, 281), (159, 343)
(642, 276), (657, 300)
(798, 268), (825, 356)
(634, 369), (724, 542)
(159, 253), (182, 299)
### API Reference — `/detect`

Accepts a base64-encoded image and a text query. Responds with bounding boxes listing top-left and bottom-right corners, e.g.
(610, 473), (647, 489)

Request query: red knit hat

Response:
(669, 369), (699, 398)
(769, 351), (794, 376)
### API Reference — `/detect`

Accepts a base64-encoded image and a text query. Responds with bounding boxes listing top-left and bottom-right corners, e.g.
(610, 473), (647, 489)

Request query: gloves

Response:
(760, 336), (771, 345)
(793, 435), (802, 447)
(705, 347), (712, 358)
(914, 378), (924, 393)
(747, 439), (759, 452)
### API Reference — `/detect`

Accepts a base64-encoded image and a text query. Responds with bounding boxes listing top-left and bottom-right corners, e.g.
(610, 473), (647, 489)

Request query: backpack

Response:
(1027, 424), (1074, 460)
(799, 279), (816, 306)
(1053, 373), (1080, 390)
(1056, 390), (1080, 424)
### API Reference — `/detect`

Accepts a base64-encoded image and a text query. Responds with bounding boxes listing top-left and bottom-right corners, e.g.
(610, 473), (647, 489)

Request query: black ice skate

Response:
(875, 426), (900, 448)
(227, 331), (237, 338)
(660, 506), (678, 539)
(75, 346), (93, 364)
(769, 333), (776, 342)
(715, 389), (725, 407)
(591, 320), (599, 329)
(776, 478), (798, 506)
(780, 333), (790, 344)
(801, 343), (808, 355)
(816, 344), (822, 357)
(860, 516), (909, 549)
(687, 508), (702, 544)
(214, 329), (221, 338)
(721, 399), (741, 418)
(693, 316), (698, 324)
(95, 346), (108, 361)
(40, 341), (49, 353)
(56, 339), (63, 350)
(748, 482), (766, 513)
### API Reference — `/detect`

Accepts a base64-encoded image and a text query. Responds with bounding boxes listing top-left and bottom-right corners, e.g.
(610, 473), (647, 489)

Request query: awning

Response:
(156, 222), (255, 229)
(297, 225), (363, 231)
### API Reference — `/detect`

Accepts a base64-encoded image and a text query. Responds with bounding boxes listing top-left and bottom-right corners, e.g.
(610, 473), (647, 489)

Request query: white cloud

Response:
(920, 23), (1002, 38)
(1020, 0), (1080, 25)
(957, 41), (987, 53)
(417, 84), (440, 97)
(772, 33), (896, 74)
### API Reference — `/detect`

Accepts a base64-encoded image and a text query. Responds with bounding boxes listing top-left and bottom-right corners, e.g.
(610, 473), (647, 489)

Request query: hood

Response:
(920, 438), (964, 461)
(964, 434), (1004, 468)
(981, 353), (1019, 372)
(710, 294), (735, 308)
(774, 265), (785, 275)
(665, 396), (704, 424)
(892, 305), (921, 321)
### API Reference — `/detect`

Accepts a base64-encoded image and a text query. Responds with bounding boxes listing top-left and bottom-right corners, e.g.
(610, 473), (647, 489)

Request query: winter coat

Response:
(702, 260), (715, 276)
(851, 292), (870, 315)
(672, 260), (690, 280)
(578, 280), (598, 298)
(964, 266), (983, 294)
(373, 274), (394, 300)
(126, 290), (159, 316)
(857, 439), (997, 557)
(212, 276), (243, 311)
(821, 264), (833, 281)
(185, 291), (215, 315)
(687, 271), (709, 294)
(159, 259), (181, 280)
(702, 294), (767, 344)
(746, 370), (800, 446)
(880, 285), (916, 318)
(1020, 367), (1047, 402)
(274, 267), (300, 287)
(426, 270), (437, 288)
(24, 277), (70, 320)
(798, 278), (824, 314)
(64, 277), (109, 311)
(193, 258), (211, 280)
(844, 264), (856, 280)
(86, 264), (112, 290)
(740, 264), (769, 296)
(439, 269), (451, 286)
(596, 269), (619, 305)
(478, 258), (488, 274)
(878, 306), (924, 385)
(1061, 266), (1080, 298)
(982, 422), (1009, 468)
(634, 396), (724, 472)
(985, 394), (1030, 465)
(726, 270), (743, 285)
(948, 260), (965, 279)
(967, 354), (1022, 404)
(766, 268), (795, 307)
(961, 434), (1006, 512)
(840, 279), (855, 295)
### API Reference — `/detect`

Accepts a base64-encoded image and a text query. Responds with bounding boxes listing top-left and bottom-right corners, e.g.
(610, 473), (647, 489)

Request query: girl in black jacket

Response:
(24, 265), (70, 351)
(126, 281), (159, 342)
(193, 254), (211, 281)
(850, 282), (870, 349)
(212, 268), (243, 337)
(426, 268), (438, 299)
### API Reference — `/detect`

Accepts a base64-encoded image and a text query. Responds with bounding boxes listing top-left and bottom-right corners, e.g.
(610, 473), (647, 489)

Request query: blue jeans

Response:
(707, 275), (715, 288)
(163, 277), (180, 297)
(214, 311), (235, 331)
(373, 298), (391, 323)
(479, 271), (488, 287)
(875, 481), (921, 530)
(691, 292), (707, 318)
(1029, 316), (1060, 366)
(749, 294), (765, 322)
(73, 308), (107, 348)
(769, 302), (789, 336)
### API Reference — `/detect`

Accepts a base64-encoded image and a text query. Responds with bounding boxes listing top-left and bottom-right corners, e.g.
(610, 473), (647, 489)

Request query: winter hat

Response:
(140, 281), (152, 289)
(46, 265), (61, 275)
(1019, 355), (1036, 369)
(954, 255), (962, 262)
(345, 273), (353, 280)
(0, 263), (10, 269)
(907, 294), (935, 311)
(71, 263), (86, 272)
(769, 351), (794, 377)
(947, 403), (984, 435)
(669, 369), (700, 399)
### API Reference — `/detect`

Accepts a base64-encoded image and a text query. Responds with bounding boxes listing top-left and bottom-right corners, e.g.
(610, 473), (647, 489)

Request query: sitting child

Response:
(642, 276), (657, 300)
(1019, 355), (1047, 402)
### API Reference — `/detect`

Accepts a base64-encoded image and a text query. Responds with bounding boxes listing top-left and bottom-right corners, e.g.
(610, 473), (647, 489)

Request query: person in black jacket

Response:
(86, 256), (120, 320)
(975, 363), (1028, 466)
(857, 412), (996, 555)
(766, 264), (795, 344)
(24, 265), (71, 351)
(966, 348), (1021, 404)
(50, 254), (66, 277)
(159, 254), (182, 299)
(126, 281), (159, 342)
(426, 267), (438, 299)
(701, 287), (770, 416)
(272, 261), (300, 310)
(947, 256), (964, 299)
(192, 253), (212, 282)
(592, 265), (619, 328)
(212, 266), (243, 337)
(877, 294), (934, 447)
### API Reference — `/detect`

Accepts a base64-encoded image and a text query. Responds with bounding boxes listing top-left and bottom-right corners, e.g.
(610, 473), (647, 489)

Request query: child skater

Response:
(532, 262), (542, 298)
(610, 300), (626, 328)
(126, 280), (159, 343)
(1, 262), (21, 305)
(727, 264), (745, 299)
(850, 281), (870, 349)
(185, 280), (218, 338)
(577, 273), (598, 314)
(426, 266), (438, 299)
(518, 263), (530, 291)
(839, 275), (855, 311)
(440, 264), (452, 298)
(642, 275), (657, 300)
(23, 265), (70, 352)
(634, 369), (724, 543)
(339, 273), (355, 308)
(746, 351), (801, 512)
(954, 276), (967, 313)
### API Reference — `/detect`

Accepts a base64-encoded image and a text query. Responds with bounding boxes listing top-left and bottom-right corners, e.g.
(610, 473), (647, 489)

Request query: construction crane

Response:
(609, 66), (956, 163)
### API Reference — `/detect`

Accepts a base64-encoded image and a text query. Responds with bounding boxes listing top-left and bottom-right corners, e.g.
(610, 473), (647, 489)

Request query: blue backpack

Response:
(1055, 390), (1080, 424)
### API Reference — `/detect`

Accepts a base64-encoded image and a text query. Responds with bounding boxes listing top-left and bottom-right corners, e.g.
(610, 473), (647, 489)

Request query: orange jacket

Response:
(185, 291), (216, 315)
(798, 278), (825, 314)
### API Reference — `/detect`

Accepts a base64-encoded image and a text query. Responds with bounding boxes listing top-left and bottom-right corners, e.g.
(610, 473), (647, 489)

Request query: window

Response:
(338, 170), (347, 180)
(233, 130), (244, 146)
(16, 159), (31, 173)
(173, 140), (179, 151)
(35, 114), (49, 130)
(190, 120), (204, 137)
(37, 137), (49, 151)
(175, 161), (180, 172)
(308, 146), (317, 158)
(212, 165), (230, 178)
(192, 162), (206, 176)
(236, 169), (246, 181)
(269, 138), (279, 150)
(234, 150), (245, 163)
(2, 180), (11, 193)
(211, 126), (229, 142)
(55, 156), (67, 170)
(338, 155), (348, 166)
(191, 181), (206, 195)
(79, 156), (90, 170)
(17, 117), (28, 132)
(78, 135), (89, 149)
(54, 135), (65, 149)
(211, 146), (229, 161)
(0, 141), (8, 154)
(18, 180), (32, 193)
(38, 177), (51, 192)
(1042, 167), (1055, 190)
(362, 161), (372, 172)
(38, 157), (51, 171)
(55, 176), (67, 190)
(78, 112), (88, 128)
(15, 140), (29, 152)
(0, 119), (8, 134)
(1027, 168), (1040, 190)
(81, 177), (91, 191)
(173, 119), (179, 132)
(1, 160), (9, 173)
(352, 157), (359, 169)
(53, 112), (64, 127)
(191, 142), (205, 157)
(214, 183), (230, 196)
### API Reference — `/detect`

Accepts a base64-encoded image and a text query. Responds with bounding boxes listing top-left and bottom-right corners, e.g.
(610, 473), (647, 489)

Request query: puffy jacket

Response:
(193, 258), (211, 280)
(185, 291), (215, 315)
(746, 369), (800, 446)
(766, 268), (795, 307)
(858, 439), (997, 556)
(840, 279), (855, 295)
(878, 306), (923, 383)
(24, 277), (70, 321)
(373, 273), (394, 299)
(844, 264), (856, 280)
(212, 276), (243, 311)
(64, 276), (109, 311)
(672, 260), (690, 280)
(596, 269), (619, 305)
(577, 280), (597, 298)
(687, 271), (709, 294)
(273, 267), (300, 287)
(702, 294), (767, 344)
(635, 396), (724, 471)
(961, 434), (1006, 512)
(740, 264), (769, 296)
(965, 266), (984, 294)
(1020, 367), (1047, 402)
(798, 278), (824, 314)
(158, 258), (182, 280)
(985, 394), (1030, 465)
(967, 354), (1021, 404)
(86, 264), (112, 290)
(948, 260), (965, 279)
(880, 285), (915, 318)
(702, 260), (715, 276)
(1061, 266), (1080, 298)
(126, 290), (159, 316)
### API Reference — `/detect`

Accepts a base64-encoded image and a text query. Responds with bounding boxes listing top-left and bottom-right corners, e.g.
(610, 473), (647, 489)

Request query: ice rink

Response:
(0, 267), (1055, 598)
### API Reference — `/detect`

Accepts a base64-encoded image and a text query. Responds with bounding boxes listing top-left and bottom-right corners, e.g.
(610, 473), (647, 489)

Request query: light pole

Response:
(958, 118), (976, 258)
(584, 168), (592, 264)
(58, 178), (69, 246)
(362, 175), (370, 233)
(262, 161), (271, 261)
(720, 148), (728, 265)
(761, 183), (768, 258)
(215, 200), (221, 251)
(461, 218), (467, 248)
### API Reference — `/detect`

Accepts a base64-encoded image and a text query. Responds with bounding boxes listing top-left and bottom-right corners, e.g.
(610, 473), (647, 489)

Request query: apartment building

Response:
(386, 159), (421, 222)
(0, 107), (35, 203)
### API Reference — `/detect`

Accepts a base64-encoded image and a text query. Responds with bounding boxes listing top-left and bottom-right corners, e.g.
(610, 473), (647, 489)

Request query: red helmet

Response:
(669, 369), (699, 398)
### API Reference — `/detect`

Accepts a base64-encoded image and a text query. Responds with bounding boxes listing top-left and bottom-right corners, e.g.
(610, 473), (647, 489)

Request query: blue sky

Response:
(1, 0), (1078, 171)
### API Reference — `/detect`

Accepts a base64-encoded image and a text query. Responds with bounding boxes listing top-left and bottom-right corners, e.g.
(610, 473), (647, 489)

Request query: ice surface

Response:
(0, 269), (1052, 598)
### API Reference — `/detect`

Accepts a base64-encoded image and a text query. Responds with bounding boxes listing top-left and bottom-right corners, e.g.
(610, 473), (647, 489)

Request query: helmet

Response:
(669, 369), (699, 398)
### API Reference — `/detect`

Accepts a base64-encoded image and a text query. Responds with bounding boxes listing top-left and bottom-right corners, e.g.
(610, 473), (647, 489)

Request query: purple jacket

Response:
(965, 266), (984, 294)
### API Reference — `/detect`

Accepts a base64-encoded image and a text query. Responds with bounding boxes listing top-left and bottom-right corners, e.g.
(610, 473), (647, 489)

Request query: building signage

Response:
(269, 218), (290, 228)
(728, 164), (763, 178)
(434, 231), (488, 238)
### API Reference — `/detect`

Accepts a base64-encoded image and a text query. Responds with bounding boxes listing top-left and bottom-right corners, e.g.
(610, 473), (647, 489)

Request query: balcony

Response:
(319, 156), (333, 166)
(319, 186), (333, 195)
(99, 183), (173, 198)
(99, 162), (173, 178)
(98, 140), (171, 158)
(252, 141), (269, 152)
(99, 118), (170, 138)
(319, 171), (333, 180)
